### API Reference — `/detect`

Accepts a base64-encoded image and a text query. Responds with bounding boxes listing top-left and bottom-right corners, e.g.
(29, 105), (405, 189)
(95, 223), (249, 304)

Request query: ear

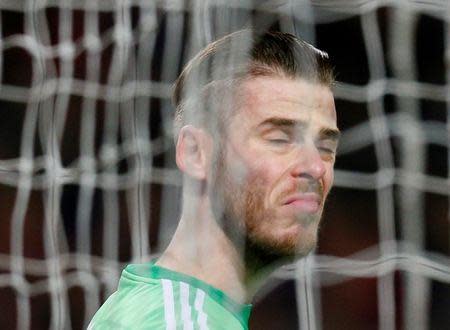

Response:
(175, 125), (212, 180)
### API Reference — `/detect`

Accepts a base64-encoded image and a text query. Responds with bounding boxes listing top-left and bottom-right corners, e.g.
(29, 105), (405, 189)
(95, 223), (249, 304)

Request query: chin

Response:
(293, 236), (318, 258)
(274, 214), (320, 253)
(278, 232), (318, 258)
(246, 224), (319, 267)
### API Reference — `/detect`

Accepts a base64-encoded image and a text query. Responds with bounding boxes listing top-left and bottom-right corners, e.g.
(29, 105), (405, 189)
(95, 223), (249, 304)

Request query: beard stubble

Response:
(210, 146), (323, 266)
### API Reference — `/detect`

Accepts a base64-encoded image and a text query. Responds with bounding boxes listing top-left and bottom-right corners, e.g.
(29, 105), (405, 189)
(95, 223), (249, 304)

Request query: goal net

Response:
(0, 1), (449, 329)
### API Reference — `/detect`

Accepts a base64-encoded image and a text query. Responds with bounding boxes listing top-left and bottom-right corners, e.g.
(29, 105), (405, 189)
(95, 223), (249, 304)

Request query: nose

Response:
(290, 144), (326, 181)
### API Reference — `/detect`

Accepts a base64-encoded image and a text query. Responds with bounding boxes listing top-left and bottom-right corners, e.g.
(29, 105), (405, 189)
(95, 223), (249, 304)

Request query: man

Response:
(89, 29), (339, 329)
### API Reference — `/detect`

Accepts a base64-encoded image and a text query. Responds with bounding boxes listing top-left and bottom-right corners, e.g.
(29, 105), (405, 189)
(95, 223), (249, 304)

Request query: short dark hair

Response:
(172, 29), (334, 141)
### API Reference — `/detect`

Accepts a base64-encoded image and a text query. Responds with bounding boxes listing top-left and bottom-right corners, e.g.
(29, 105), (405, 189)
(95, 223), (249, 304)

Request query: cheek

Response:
(229, 141), (290, 198)
(223, 153), (249, 184)
(246, 159), (292, 210)
(247, 159), (284, 188)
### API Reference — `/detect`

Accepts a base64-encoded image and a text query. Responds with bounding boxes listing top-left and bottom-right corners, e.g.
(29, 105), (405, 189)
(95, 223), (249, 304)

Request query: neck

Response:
(243, 239), (295, 298)
(156, 198), (249, 303)
(156, 193), (287, 304)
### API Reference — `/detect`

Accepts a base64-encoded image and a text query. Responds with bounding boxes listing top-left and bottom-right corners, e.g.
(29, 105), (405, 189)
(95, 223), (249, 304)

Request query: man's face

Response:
(210, 76), (339, 258)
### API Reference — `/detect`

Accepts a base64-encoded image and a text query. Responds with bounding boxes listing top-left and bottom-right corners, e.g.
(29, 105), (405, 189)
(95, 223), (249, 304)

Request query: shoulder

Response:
(90, 280), (246, 329)
(89, 264), (248, 329)
(160, 281), (247, 330)
(89, 265), (168, 329)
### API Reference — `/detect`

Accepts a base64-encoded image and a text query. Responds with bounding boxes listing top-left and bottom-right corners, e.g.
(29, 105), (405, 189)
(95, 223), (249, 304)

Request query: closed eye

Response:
(319, 147), (335, 154)
(264, 130), (292, 145)
(269, 138), (290, 144)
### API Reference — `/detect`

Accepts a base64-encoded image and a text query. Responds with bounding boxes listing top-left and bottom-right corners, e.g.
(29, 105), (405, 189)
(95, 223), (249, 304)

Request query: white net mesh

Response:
(0, 1), (449, 329)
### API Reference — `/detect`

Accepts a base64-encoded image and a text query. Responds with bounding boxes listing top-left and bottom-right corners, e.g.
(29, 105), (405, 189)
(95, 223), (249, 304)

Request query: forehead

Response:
(233, 76), (337, 128)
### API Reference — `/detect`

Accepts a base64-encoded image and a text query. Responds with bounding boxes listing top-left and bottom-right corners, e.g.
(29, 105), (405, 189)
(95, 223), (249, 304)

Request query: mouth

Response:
(282, 193), (321, 214)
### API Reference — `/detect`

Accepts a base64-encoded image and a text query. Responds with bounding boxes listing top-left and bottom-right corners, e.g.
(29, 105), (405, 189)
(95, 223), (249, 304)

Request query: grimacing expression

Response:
(211, 76), (339, 257)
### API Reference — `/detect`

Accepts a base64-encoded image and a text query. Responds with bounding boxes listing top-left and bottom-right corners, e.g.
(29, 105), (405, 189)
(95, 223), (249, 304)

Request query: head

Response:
(173, 30), (338, 264)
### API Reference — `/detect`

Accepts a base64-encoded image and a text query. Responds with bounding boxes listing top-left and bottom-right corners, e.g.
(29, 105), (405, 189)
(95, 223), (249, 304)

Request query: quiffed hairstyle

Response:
(172, 29), (334, 141)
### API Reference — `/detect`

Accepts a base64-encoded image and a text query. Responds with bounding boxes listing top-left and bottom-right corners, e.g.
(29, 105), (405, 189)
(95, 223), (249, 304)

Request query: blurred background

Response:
(0, 1), (449, 329)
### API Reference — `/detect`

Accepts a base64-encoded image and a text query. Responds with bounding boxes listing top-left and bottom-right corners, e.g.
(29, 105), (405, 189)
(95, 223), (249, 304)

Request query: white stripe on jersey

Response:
(180, 282), (194, 330)
(194, 289), (209, 330)
(161, 279), (177, 330)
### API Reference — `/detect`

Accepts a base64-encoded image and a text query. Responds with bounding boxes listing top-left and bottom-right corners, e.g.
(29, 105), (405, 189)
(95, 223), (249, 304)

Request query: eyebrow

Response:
(258, 117), (306, 129)
(258, 117), (340, 141)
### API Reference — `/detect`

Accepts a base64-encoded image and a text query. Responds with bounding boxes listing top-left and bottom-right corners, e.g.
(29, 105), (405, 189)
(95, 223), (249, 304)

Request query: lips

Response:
(282, 193), (321, 213)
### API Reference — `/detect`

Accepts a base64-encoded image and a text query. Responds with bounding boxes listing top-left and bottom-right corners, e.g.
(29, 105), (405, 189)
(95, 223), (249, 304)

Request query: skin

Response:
(157, 75), (339, 304)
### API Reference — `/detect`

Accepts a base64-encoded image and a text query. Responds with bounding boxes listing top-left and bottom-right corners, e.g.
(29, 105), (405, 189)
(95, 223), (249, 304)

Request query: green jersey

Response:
(89, 262), (252, 329)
